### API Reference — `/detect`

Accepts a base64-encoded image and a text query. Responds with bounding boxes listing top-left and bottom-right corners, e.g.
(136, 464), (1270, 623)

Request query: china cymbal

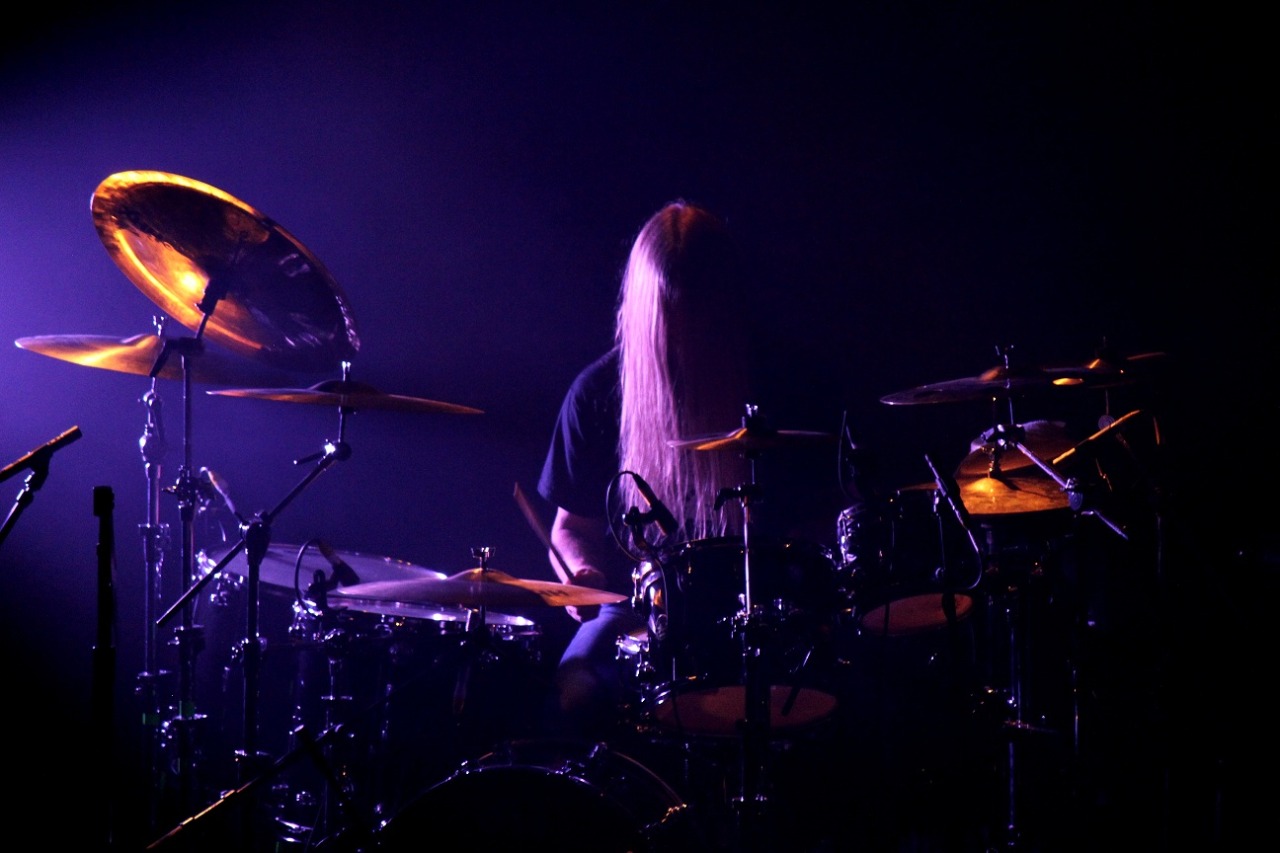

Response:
(669, 425), (836, 452)
(15, 333), (296, 386)
(208, 379), (483, 415)
(91, 170), (359, 372)
(880, 365), (1058, 406)
(332, 567), (627, 610)
(956, 472), (1069, 516)
(206, 542), (444, 594)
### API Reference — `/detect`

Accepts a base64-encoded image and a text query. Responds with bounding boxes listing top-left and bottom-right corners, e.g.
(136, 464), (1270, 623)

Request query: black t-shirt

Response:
(537, 348), (637, 589)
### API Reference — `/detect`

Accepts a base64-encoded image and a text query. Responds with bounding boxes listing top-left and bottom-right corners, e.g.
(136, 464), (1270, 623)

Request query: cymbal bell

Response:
(208, 379), (483, 415)
(668, 426), (836, 452)
(332, 567), (627, 609)
(15, 333), (297, 386)
(91, 171), (360, 373)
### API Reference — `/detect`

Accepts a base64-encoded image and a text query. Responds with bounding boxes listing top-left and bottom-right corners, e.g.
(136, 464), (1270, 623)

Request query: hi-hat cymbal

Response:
(332, 568), (627, 609)
(668, 425), (836, 452)
(208, 379), (483, 415)
(205, 542), (444, 594)
(15, 333), (296, 386)
(91, 171), (360, 373)
(956, 472), (1069, 516)
(880, 365), (1058, 406)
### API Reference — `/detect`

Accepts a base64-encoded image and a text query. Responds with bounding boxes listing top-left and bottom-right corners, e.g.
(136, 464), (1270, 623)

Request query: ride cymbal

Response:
(15, 333), (296, 386)
(205, 542), (444, 594)
(332, 568), (627, 609)
(208, 379), (483, 415)
(91, 170), (359, 372)
(879, 365), (1058, 406)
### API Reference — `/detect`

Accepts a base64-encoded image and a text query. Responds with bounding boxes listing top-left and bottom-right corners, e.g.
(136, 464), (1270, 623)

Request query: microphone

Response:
(316, 539), (362, 587)
(0, 426), (82, 485)
(631, 472), (678, 538)
(198, 467), (242, 521)
(924, 453), (982, 558)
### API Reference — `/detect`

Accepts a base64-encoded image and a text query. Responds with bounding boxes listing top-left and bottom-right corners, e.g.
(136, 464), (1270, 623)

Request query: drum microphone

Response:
(924, 453), (982, 558)
(631, 472), (678, 537)
(316, 539), (362, 587)
(198, 467), (243, 522)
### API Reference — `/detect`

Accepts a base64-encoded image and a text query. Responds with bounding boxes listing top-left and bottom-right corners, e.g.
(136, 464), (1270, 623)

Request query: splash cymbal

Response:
(332, 567), (627, 609)
(208, 379), (483, 414)
(92, 170), (359, 372)
(668, 426), (836, 452)
(15, 333), (296, 386)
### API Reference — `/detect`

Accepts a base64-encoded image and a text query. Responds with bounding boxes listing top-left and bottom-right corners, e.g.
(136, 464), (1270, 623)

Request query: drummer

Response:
(535, 199), (842, 739)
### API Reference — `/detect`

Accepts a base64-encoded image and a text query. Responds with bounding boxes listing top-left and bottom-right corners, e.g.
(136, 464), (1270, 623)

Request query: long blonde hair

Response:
(616, 201), (751, 541)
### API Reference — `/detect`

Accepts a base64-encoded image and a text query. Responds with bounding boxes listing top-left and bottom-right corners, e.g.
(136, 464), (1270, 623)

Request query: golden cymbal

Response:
(208, 379), (483, 415)
(1043, 350), (1168, 388)
(15, 333), (296, 386)
(954, 420), (1077, 478)
(956, 472), (1069, 516)
(332, 567), (627, 610)
(668, 426), (836, 452)
(91, 171), (359, 372)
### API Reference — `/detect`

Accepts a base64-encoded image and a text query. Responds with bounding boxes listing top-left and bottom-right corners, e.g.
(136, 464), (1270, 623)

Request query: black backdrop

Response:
(1, 3), (1272, 850)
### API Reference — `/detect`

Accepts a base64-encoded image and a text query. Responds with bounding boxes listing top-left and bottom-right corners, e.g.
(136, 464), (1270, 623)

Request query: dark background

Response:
(1, 3), (1272, 850)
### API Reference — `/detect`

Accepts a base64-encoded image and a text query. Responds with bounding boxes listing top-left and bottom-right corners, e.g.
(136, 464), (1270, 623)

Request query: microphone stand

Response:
(155, 410), (353, 848)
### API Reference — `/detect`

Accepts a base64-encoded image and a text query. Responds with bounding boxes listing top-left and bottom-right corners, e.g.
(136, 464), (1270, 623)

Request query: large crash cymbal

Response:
(14, 333), (296, 386)
(669, 425), (836, 452)
(91, 170), (359, 372)
(332, 567), (627, 610)
(208, 379), (483, 415)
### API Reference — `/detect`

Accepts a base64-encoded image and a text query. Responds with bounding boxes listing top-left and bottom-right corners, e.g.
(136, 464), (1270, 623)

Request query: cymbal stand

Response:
(156, 387), (353, 847)
(136, 319), (175, 836)
(713, 413), (773, 851)
(969, 424), (1128, 849)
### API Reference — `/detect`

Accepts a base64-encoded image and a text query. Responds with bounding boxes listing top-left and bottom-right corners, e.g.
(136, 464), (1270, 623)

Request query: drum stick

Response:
(513, 482), (574, 581)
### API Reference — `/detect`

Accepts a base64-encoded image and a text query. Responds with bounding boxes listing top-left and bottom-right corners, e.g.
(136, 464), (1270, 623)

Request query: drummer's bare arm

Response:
(548, 507), (610, 589)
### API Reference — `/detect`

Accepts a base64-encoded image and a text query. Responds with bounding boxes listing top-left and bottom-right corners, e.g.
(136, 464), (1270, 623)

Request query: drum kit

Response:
(12, 169), (1168, 851)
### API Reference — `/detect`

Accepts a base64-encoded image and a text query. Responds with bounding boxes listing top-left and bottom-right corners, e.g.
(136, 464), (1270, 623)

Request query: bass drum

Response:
(631, 536), (842, 738)
(375, 739), (705, 852)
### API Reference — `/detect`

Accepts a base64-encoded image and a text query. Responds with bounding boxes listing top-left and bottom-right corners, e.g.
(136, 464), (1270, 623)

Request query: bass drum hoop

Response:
(375, 738), (703, 852)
